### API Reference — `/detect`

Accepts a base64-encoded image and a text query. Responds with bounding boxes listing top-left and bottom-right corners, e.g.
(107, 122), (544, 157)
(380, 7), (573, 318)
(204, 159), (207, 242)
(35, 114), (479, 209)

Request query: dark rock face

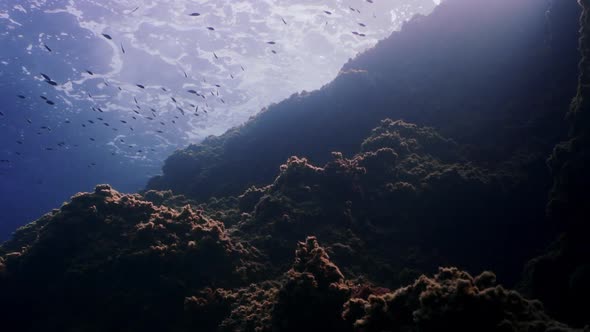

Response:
(523, 1), (590, 326)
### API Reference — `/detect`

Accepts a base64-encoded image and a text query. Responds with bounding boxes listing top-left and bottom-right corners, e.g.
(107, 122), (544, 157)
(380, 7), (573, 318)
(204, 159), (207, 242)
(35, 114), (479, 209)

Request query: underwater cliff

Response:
(1, 0), (588, 331)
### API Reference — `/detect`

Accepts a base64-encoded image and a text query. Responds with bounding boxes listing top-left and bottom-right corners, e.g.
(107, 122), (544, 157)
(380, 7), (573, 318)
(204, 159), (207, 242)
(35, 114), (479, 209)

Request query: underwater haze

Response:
(0, 0), (437, 240)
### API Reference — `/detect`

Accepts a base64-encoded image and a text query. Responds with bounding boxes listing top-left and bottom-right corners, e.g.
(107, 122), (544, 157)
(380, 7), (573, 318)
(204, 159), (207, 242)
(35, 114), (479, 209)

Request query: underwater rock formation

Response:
(0, 185), (262, 332)
(524, 0), (590, 327)
(233, 119), (554, 287)
(1, 0), (588, 331)
(270, 236), (352, 332)
(344, 267), (579, 332)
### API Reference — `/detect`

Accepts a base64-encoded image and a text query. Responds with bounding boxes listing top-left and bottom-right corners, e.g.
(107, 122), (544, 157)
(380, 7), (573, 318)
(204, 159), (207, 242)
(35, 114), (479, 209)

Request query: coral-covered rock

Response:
(269, 237), (351, 331)
(239, 186), (269, 212)
(0, 185), (259, 332)
(235, 118), (551, 287)
(344, 267), (577, 332)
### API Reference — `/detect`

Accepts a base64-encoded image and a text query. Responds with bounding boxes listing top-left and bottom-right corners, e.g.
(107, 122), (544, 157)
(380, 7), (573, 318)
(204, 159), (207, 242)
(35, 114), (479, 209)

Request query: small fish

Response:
(16, 141), (23, 144)
(358, 23), (366, 27)
(136, 84), (145, 89)
(130, 6), (140, 13)
(183, 71), (188, 78)
(146, 117), (154, 120)
(46, 147), (54, 151)
(86, 70), (94, 75)
(171, 97), (177, 103)
(102, 33), (113, 40)
(88, 120), (95, 124)
(121, 42), (125, 54)
(120, 120), (127, 124)
(207, 27), (215, 31)
(17, 95), (26, 99)
(40, 96), (48, 100)
(188, 89), (197, 94)
(213, 52), (219, 60)
(189, 12), (201, 16)
(44, 44), (52, 52)
(324, 10), (332, 15)
(156, 130), (163, 134)
(267, 41), (276, 45)
(0, 111), (3, 116)
(64, 120), (71, 124)
(104, 123), (110, 126)
(89, 138), (95, 141)
(97, 117), (103, 121)
(97, 107), (104, 113)
(26, 119), (32, 124)
(46, 100), (55, 105)
(215, 84), (221, 88)
(271, 50), (277, 54)
(241, 65), (245, 71)
(134, 97), (139, 104)
(281, 17), (287, 25)
(230, 74), (234, 79)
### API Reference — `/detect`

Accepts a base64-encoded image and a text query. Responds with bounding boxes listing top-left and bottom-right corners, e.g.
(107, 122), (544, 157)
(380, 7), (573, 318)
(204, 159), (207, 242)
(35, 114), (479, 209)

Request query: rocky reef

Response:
(1, 0), (589, 331)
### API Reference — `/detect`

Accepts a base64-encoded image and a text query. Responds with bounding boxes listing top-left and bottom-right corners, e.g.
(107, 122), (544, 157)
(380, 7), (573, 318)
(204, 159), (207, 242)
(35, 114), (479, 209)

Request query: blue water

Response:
(0, 6), (176, 240)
